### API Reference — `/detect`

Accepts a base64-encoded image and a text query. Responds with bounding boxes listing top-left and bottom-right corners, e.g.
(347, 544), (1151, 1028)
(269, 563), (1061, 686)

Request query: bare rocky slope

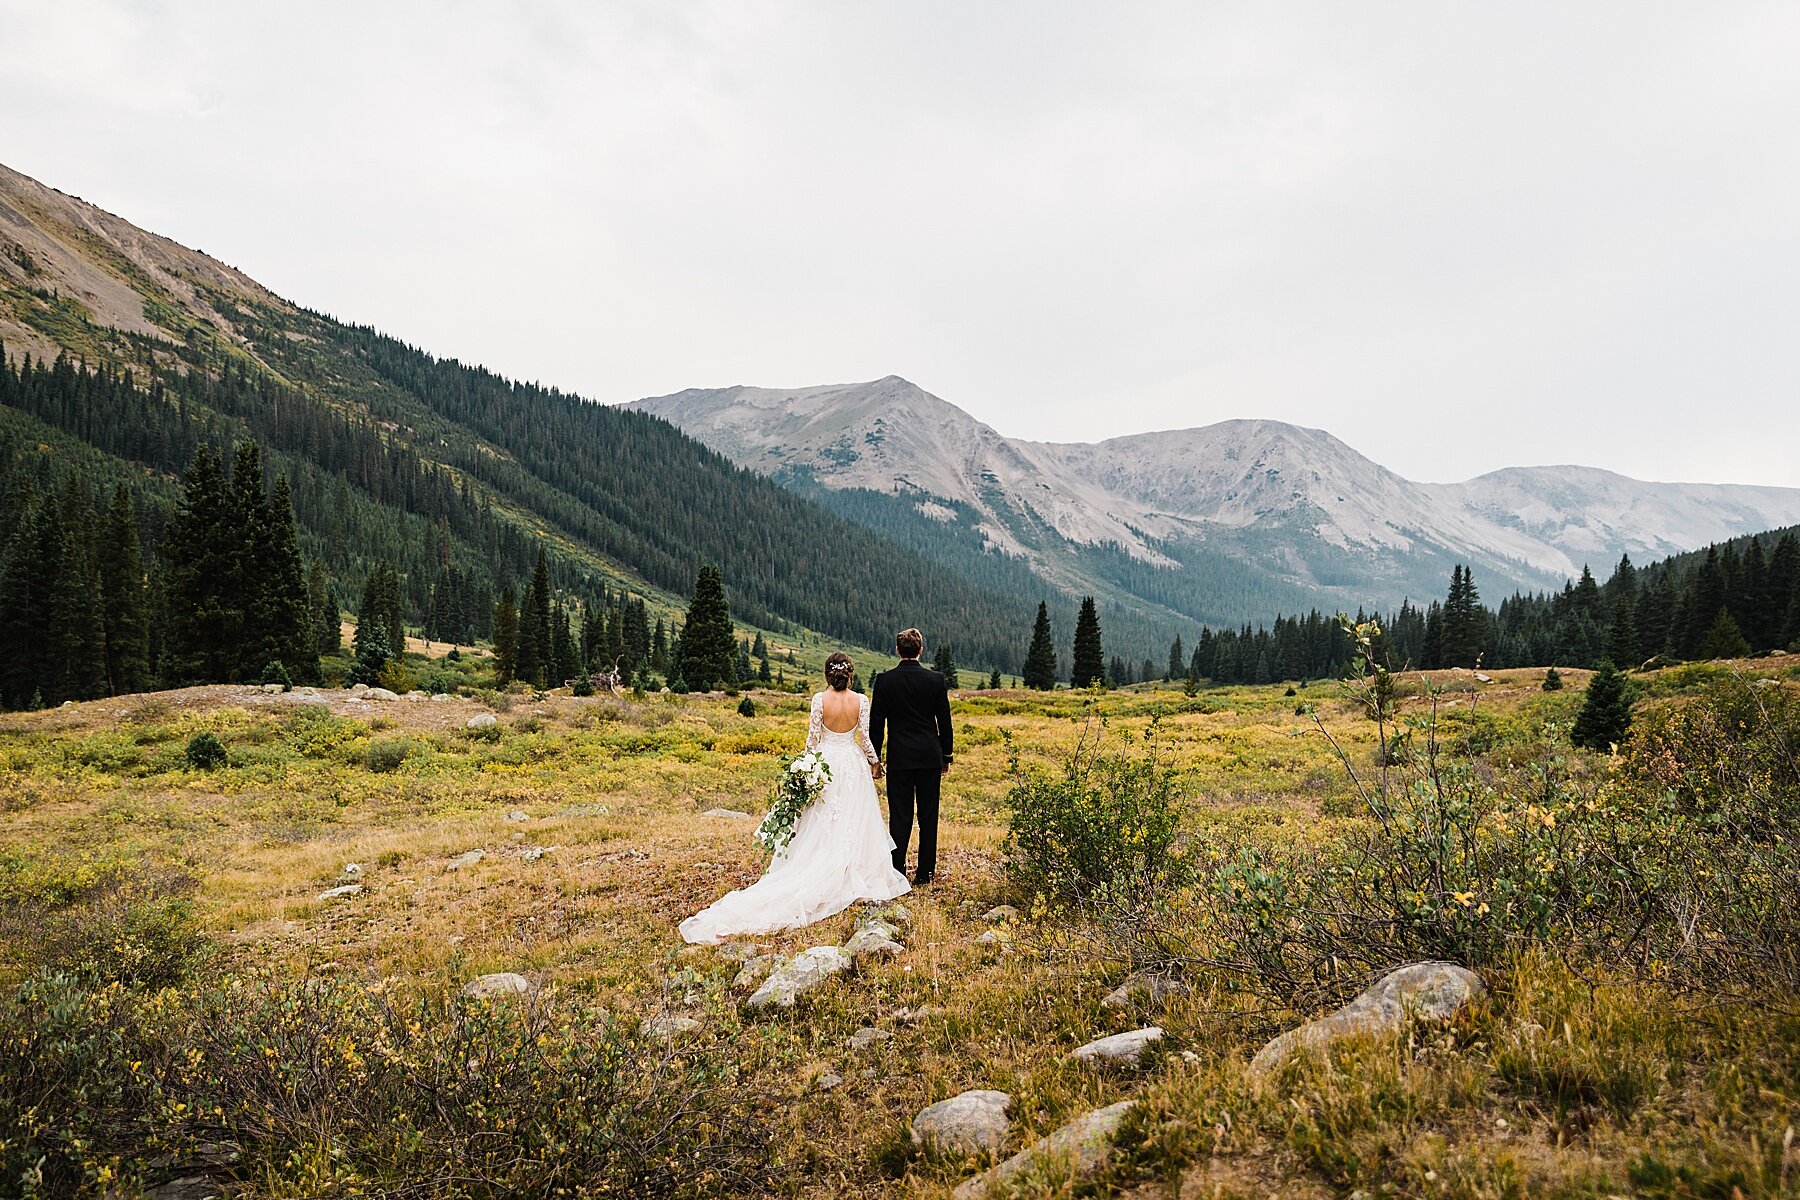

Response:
(633, 377), (1800, 615)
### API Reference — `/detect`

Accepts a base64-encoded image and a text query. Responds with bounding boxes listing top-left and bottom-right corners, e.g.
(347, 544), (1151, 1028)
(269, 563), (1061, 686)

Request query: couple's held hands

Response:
(869, 761), (885, 780)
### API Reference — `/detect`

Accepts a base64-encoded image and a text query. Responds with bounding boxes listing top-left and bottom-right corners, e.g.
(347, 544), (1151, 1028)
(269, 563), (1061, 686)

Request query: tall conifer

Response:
(1071, 596), (1105, 687)
(676, 564), (735, 691)
(1022, 601), (1058, 690)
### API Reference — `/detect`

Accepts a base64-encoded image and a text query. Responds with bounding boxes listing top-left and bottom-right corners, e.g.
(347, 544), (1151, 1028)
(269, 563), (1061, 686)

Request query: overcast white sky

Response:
(4, 2), (1798, 485)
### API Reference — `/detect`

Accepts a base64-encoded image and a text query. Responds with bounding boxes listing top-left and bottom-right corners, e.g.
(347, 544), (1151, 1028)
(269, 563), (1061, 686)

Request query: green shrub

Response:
(1, 860), (211, 990)
(737, 696), (757, 717)
(1000, 726), (1188, 908)
(184, 732), (227, 770)
(363, 737), (413, 773)
(259, 660), (292, 690)
(572, 672), (596, 697)
(0, 972), (766, 1198)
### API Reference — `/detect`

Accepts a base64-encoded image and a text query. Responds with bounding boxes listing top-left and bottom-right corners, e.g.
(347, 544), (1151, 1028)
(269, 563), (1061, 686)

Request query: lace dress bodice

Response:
(806, 691), (880, 764)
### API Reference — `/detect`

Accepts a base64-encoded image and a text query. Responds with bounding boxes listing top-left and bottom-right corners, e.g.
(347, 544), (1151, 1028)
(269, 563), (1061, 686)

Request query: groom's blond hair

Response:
(896, 628), (924, 658)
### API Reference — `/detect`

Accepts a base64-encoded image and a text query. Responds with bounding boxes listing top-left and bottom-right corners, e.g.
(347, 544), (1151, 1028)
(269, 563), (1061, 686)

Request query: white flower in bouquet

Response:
(755, 750), (833, 855)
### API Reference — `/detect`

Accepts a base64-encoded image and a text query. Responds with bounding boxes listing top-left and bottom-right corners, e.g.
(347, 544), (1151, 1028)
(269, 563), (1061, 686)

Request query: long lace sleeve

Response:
(805, 693), (824, 751)
(856, 693), (879, 764)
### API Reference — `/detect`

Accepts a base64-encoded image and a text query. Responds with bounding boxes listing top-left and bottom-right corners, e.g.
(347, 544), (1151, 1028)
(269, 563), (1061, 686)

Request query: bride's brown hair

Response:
(824, 652), (854, 691)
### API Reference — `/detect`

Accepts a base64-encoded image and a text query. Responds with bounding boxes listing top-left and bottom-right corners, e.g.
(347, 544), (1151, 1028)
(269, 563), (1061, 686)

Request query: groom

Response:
(869, 627), (954, 886)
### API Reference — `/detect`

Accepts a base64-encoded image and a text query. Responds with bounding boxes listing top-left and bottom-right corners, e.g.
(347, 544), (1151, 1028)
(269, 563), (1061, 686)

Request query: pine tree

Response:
(651, 618), (669, 674)
(551, 603), (580, 684)
(1022, 601), (1058, 690)
(1701, 609), (1751, 660)
(932, 642), (960, 688)
(1604, 594), (1639, 667)
(988, 667), (1002, 689)
(350, 621), (393, 687)
(98, 484), (151, 695)
(164, 445), (242, 684)
(1167, 635), (1184, 682)
(517, 551), (552, 687)
(1542, 666), (1563, 691)
(308, 562), (341, 656)
(1570, 660), (1634, 751)
(250, 476), (317, 682)
(1071, 596), (1104, 688)
(492, 587), (520, 683)
(677, 564), (736, 691)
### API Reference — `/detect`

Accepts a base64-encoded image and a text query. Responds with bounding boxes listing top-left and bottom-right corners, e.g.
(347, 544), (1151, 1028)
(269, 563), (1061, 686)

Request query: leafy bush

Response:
(184, 732), (226, 770)
(1001, 725), (1189, 908)
(363, 737), (413, 773)
(0, 971), (765, 1199)
(0, 859), (211, 990)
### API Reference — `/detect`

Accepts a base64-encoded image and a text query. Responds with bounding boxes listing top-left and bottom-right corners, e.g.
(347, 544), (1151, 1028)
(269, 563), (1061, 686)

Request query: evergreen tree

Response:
(1542, 666), (1563, 691)
(988, 667), (1002, 689)
(1440, 565), (1485, 667)
(1167, 635), (1184, 682)
(550, 603), (580, 684)
(1604, 594), (1639, 667)
(492, 587), (520, 683)
(651, 617), (668, 673)
(736, 639), (754, 686)
(1570, 660), (1634, 751)
(164, 445), (242, 684)
(932, 641), (960, 688)
(308, 561), (342, 656)
(677, 564), (736, 691)
(1070, 596), (1104, 687)
(1022, 601), (1058, 690)
(1701, 609), (1751, 660)
(1140, 657), (1156, 685)
(349, 621), (393, 687)
(97, 484), (151, 695)
(250, 475), (317, 682)
(517, 551), (552, 687)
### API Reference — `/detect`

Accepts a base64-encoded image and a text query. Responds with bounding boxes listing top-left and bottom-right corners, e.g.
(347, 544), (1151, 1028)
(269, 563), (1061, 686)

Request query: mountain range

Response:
(5, 154), (1797, 675)
(632, 377), (1800, 630)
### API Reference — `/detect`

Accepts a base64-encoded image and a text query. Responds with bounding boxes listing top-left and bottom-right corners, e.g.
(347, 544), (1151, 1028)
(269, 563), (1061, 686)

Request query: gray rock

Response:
(854, 916), (902, 941)
(893, 1004), (944, 1025)
(1248, 961), (1486, 1080)
(365, 687), (400, 701)
(1100, 972), (1191, 1010)
(745, 946), (853, 1010)
(350, 683), (370, 693)
(467, 713), (499, 729)
(715, 942), (773, 964)
(261, 682), (284, 694)
(462, 972), (530, 1000)
(982, 905), (1020, 922)
(446, 849), (486, 871)
(912, 1089), (1013, 1157)
(701, 807), (755, 820)
(816, 1072), (844, 1092)
(506, 810), (531, 822)
(953, 1101), (1136, 1199)
(732, 953), (788, 992)
(405, 690), (429, 701)
(1071, 1026), (1164, 1066)
(145, 1176), (228, 1200)
(431, 693), (454, 701)
(639, 1015), (702, 1039)
(849, 1026), (893, 1051)
(341, 862), (364, 876)
(975, 928), (1011, 947)
(520, 846), (556, 862)
(871, 902), (912, 925)
(317, 883), (363, 901)
(838, 928), (900, 964)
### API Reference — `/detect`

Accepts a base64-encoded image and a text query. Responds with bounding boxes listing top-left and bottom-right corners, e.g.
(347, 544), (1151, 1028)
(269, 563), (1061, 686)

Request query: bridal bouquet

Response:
(754, 750), (833, 855)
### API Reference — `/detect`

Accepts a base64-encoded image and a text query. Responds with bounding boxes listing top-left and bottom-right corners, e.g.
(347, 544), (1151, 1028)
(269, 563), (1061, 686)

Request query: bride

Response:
(680, 652), (910, 944)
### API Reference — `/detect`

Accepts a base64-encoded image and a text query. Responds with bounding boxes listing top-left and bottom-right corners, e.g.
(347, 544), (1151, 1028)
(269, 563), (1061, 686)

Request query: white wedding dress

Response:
(680, 691), (910, 944)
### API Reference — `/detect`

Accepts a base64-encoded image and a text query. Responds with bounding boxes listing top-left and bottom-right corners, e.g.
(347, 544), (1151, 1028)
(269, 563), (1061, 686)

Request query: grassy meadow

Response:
(3, 655), (1799, 1198)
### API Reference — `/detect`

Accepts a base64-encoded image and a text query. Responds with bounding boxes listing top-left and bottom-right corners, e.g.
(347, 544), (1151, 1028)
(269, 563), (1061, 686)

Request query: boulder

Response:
(1071, 1026), (1164, 1066)
(871, 902), (912, 925)
(365, 687), (400, 701)
(639, 1015), (702, 1039)
(520, 846), (556, 862)
(848, 1026), (893, 1051)
(317, 883), (363, 901)
(1248, 961), (1485, 1080)
(506, 811), (531, 822)
(975, 928), (1011, 947)
(844, 925), (904, 960)
(701, 808), (755, 820)
(405, 690), (429, 701)
(261, 682), (284, 694)
(467, 713), (499, 729)
(982, 905), (1020, 922)
(912, 1089), (1013, 1158)
(350, 683), (370, 693)
(431, 693), (454, 701)
(816, 1072), (844, 1092)
(462, 972), (531, 1000)
(341, 862), (364, 876)
(1100, 972), (1191, 1010)
(732, 953), (788, 992)
(446, 849), (486, 871)
(953, 1101), (1135, 1200)
(745, 946), (852, 1010)
(715, 942), (773, 964)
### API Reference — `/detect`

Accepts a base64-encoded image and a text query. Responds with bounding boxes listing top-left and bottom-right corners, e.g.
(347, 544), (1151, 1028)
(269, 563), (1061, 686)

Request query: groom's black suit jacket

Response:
(869, 659), (954, 772)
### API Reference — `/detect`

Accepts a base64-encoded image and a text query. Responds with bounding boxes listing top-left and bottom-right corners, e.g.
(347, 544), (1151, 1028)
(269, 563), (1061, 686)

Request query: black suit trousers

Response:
(886, 766), (941, 878)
